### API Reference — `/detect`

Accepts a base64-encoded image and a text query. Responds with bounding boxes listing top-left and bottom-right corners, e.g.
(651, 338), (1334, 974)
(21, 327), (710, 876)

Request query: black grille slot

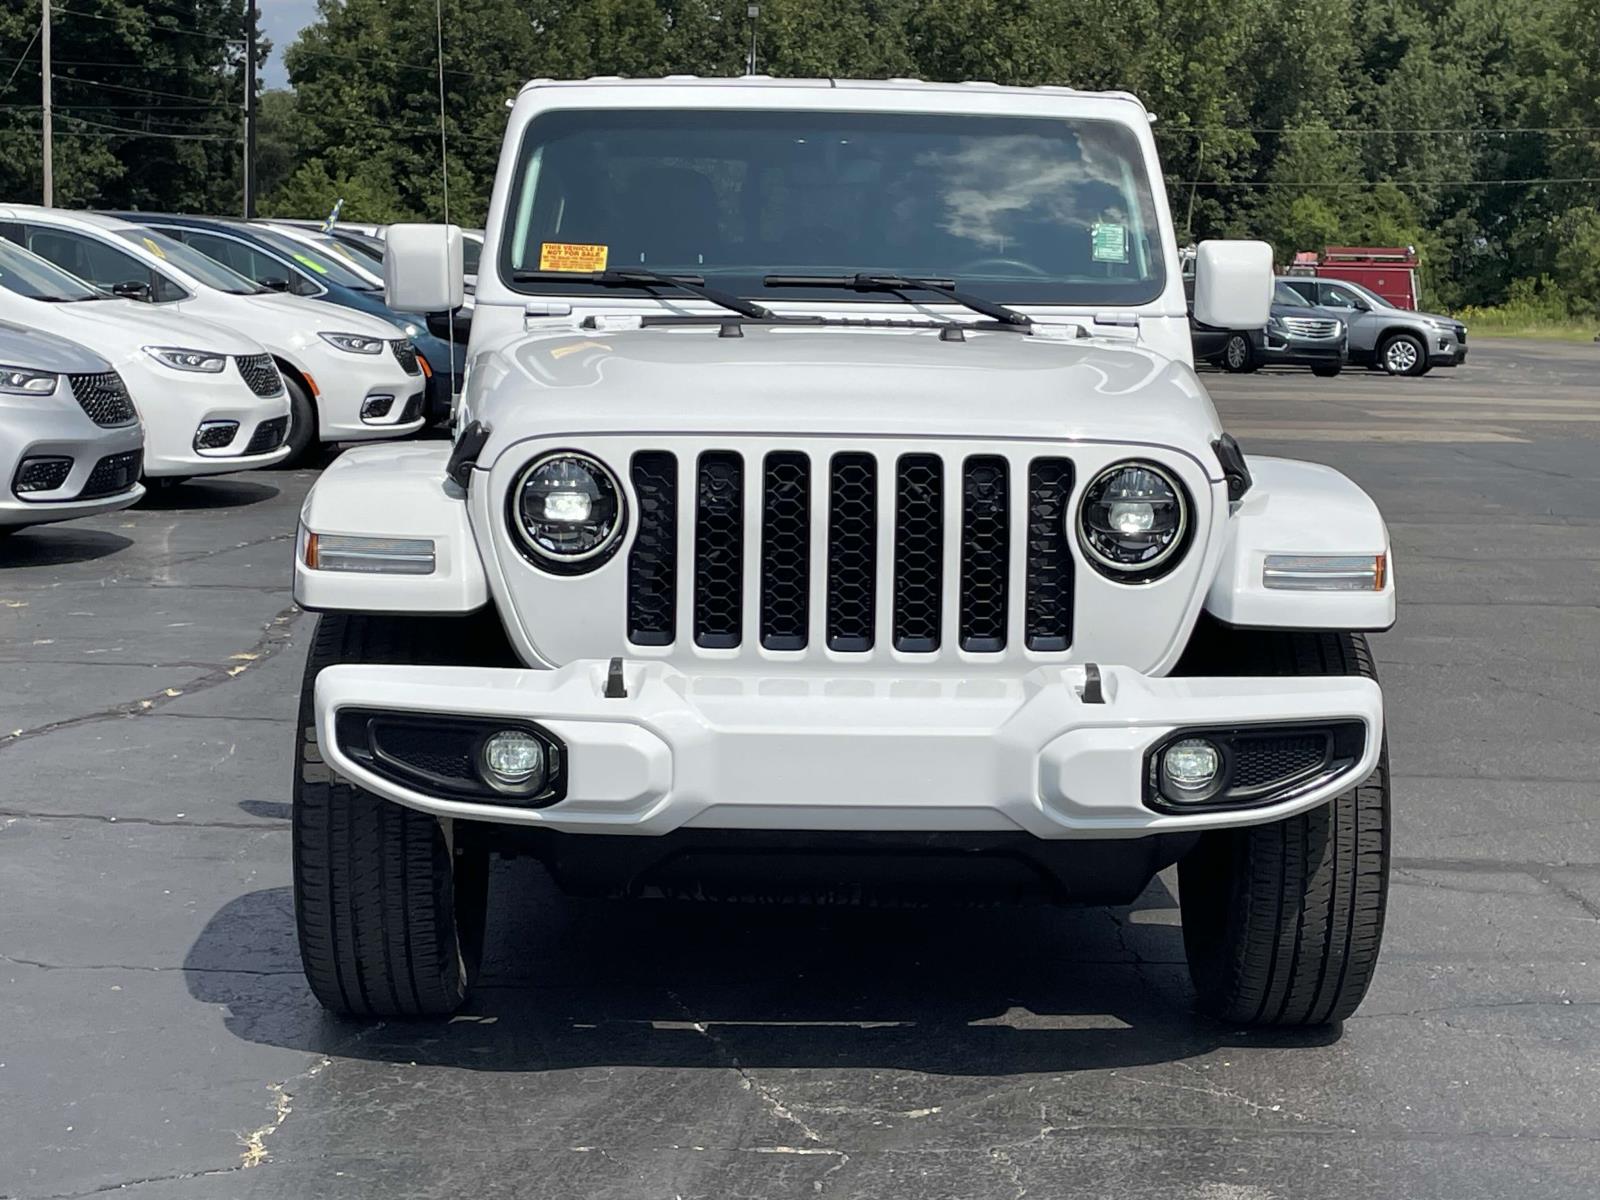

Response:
(246, 416), (289, 454)
(80, 450), (142, 498)
(1231, 733), (1329, 791)
(391, 340), (422, 375)
(825, 453), (877, 652)
(958, 456), (1009, 651)
(1025, 458), (1075, 651)
(893, 454), (944, 652)
(760, 452), (810, 650)
(694, 452), (744, 648)
(399, 393), (424, 422)
(234, 353), (283, 397)
(67, 372), (137, 427)
(627, 451), (678, 645)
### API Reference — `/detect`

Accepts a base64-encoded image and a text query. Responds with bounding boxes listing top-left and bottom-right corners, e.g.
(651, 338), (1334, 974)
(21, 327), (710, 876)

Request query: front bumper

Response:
(315, 660), (1383, 840)
(1, 402), (145, 528)
(1258, 333), (1347, 367)
(306, 347), (427, 442)
(1428, 329), (1467, 366)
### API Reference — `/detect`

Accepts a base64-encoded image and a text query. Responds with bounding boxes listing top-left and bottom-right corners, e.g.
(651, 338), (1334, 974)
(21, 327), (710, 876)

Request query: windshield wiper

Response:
(764, 273), (1032, 328)
(512, 267), (774, 321)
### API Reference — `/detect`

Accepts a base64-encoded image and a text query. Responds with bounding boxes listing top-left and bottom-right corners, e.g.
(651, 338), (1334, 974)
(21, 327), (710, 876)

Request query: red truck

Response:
(1286, 247), (1419, 311)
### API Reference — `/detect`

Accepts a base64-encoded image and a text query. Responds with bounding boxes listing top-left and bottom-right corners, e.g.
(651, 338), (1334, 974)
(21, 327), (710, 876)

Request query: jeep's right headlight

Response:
(510, 451), (625, 570)
(1076, 461), (1190, 581)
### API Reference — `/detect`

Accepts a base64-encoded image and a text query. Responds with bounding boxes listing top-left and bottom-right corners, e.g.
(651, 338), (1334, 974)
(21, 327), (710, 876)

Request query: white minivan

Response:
(0, 207), (426, 464)
(0, 238), (291, 479)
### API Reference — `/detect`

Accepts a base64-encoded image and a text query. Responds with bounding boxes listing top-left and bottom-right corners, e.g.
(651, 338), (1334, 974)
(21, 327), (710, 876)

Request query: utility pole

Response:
(746, 3), (759, 76)
(41, 0), (52, 206)
(243, 2), (257, 218)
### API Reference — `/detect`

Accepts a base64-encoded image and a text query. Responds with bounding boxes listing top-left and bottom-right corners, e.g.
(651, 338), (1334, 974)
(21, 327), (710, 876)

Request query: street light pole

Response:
(746, 3), (759, 76)
(41, 0), (52, 206)
(243, 3), (257, 218)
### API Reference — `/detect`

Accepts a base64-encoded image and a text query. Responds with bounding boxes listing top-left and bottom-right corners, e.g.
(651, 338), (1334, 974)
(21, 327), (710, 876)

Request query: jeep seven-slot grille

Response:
(623, 449), (1075, 655)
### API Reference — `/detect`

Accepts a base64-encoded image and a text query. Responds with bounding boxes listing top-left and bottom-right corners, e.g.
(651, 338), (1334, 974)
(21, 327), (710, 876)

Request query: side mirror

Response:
(1192, 240), (1273, 330)
(260, 276), (291, 293)
(426, 308), (473, 342)
(385, 223), (464, 314)
(111, 280), (151, 302)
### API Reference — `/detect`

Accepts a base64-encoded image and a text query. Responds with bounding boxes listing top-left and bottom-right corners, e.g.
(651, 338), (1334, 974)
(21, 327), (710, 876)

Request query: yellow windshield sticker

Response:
(292, 252), (329, 275)
(539, 242), (608, 273)
(549, 340), (610, 360)
(141, 237), (167, 259)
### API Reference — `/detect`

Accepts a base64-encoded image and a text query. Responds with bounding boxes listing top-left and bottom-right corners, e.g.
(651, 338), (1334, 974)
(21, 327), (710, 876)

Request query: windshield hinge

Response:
(523, 300), (573, 320)
(1092, 311), (1140, 328)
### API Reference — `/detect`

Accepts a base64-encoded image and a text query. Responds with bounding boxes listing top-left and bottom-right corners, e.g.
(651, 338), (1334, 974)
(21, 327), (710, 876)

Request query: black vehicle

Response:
(1192, 282), (1348, 376)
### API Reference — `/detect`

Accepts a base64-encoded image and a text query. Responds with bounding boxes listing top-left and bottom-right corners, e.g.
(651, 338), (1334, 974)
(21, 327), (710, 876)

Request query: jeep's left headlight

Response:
(318, 331), (386, 355)
(1076, 461), (1190, 580)
(144, 346), (227, 373)
(510, 451), (625, 570)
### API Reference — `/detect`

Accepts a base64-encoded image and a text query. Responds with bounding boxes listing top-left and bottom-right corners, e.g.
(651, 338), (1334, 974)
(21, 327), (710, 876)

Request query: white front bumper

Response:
(306, 346), (427, 441)
(314, 661), (1384, 839)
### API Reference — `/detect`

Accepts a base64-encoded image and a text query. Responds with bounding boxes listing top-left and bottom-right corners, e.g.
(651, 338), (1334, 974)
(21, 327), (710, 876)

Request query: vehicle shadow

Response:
(135, 477), (280, 510)
(184, 862), (1339, 1075)
(0, 527), (133, 568)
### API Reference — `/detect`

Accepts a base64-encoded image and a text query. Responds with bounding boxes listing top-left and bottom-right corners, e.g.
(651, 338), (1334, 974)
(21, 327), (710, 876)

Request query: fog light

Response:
(361, 395), (395, 420)
(193, 420), (239, 451)
(479, 730), (547, 795)
(1162, 738), (1222, 801)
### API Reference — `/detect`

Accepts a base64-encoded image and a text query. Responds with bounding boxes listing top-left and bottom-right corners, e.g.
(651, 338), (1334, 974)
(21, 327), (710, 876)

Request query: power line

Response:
(54, 113), (238, 142)
(52, 5), (237, 43)
(0, 25), (42, 97)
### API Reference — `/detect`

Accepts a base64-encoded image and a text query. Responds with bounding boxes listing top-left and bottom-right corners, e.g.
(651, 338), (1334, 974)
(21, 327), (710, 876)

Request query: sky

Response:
(259, 0), (319, 89)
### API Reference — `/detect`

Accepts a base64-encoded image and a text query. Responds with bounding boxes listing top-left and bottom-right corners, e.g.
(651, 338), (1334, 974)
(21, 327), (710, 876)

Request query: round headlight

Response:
(510, 452), (625, 569)
(1076, 461), (1190, 580)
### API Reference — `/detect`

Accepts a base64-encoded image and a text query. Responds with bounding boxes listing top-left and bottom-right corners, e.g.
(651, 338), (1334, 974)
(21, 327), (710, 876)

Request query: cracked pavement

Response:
(3, 341), (1600, 1199)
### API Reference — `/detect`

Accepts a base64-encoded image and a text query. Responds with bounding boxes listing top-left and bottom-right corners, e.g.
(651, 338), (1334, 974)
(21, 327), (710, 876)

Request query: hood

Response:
(0, 318), (112, 374)
(1270, 301), (1336, 321)
(244, 290), (408, 339)
(1413, 309), (1461, 327)
(471, 322), (1224, 472)
(0, 291), (264, 365)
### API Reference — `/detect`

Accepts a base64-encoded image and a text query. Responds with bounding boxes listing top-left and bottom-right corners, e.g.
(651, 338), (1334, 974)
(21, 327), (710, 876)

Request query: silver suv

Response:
(1278, 276), (1467, 376)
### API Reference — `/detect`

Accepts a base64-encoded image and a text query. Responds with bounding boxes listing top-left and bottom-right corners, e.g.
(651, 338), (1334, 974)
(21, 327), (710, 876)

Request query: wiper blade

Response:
(512, 267), (773, 321)
(764, 272), (1032, 328)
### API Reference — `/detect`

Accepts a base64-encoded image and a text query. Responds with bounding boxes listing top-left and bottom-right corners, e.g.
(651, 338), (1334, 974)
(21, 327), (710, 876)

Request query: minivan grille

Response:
(620, 448), (1077, 656)
(67, 372), (137, 427)
(234, 353), (284, 397)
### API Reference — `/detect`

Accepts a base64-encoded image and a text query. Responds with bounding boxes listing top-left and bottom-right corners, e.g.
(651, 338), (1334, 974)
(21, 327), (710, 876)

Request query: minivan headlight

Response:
(318, 332), (386, 355)
(1076, 461), (1190, 580)
(0, 365), (58, 394)
(145, 347), (227, 373)
(509, 452), (625, 571)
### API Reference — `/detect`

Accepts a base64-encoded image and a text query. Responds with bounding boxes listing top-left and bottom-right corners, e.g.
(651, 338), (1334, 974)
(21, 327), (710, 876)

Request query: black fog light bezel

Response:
(361, 395), (396, 421)
(193, 420), (240, 451)
(334, 708), (567, 807)
(1143, 721), (1366, 814)
(12, 455), (74, 499)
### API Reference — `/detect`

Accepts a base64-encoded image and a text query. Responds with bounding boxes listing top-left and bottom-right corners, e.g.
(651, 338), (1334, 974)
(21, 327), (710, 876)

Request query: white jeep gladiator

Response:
(291, 78), (1394, 1027)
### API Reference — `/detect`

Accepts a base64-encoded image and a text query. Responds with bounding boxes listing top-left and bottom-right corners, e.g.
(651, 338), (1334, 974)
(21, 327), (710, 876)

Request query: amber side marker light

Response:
(1262, 552), (1387, 592)
(417, 355), (432, 378)
(298, 526), (435, 575)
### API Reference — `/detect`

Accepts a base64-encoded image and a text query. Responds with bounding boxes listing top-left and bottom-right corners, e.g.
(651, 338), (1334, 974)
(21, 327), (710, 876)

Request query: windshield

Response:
(461, 233), (482, 276)
(502, 109), (1166, 306)
(315, 234), (386, 280)
(1274, 283), (1307, 306)
(0, 237), (105, 301)
(1334, 279), (1387, 309)
(113, 228), (263, 294)
(255, 228), (381, 289)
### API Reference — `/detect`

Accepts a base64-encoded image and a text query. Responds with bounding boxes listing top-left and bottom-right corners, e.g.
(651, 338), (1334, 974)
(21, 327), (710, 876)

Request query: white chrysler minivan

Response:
(0, 207), (426, 464)
(0, 238), (290, 479)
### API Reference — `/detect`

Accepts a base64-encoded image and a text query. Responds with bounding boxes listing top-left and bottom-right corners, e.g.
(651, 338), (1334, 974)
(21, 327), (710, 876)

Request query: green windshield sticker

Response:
(291, 252), (329, 275)
(1091, 222), (1129, 264)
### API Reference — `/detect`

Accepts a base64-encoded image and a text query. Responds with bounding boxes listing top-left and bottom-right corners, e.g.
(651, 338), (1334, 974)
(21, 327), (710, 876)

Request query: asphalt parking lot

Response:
(3, 337), (1599, 1200)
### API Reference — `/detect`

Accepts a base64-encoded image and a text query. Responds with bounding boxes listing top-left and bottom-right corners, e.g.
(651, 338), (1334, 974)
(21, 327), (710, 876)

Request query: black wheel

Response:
(1222, 333), (1256, 373)
(293, 611), (515, 1017)
(1379, 333), (1426, 376)
(1175, 628), (1390, 1027)
(279, 373), (319, 466)
(1310, 363), (1343, 378)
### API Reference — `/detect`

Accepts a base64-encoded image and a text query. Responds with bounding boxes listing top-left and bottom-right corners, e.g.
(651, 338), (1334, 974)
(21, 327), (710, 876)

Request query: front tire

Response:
(1176, 629), (1390, 1026)
(1222, 333), (1256, 373)
(293, 612), (510, 1017)
(1379, 333), (1426, 376)
(279, 374), (319, 467)
(1310, 362), (1343, 378)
